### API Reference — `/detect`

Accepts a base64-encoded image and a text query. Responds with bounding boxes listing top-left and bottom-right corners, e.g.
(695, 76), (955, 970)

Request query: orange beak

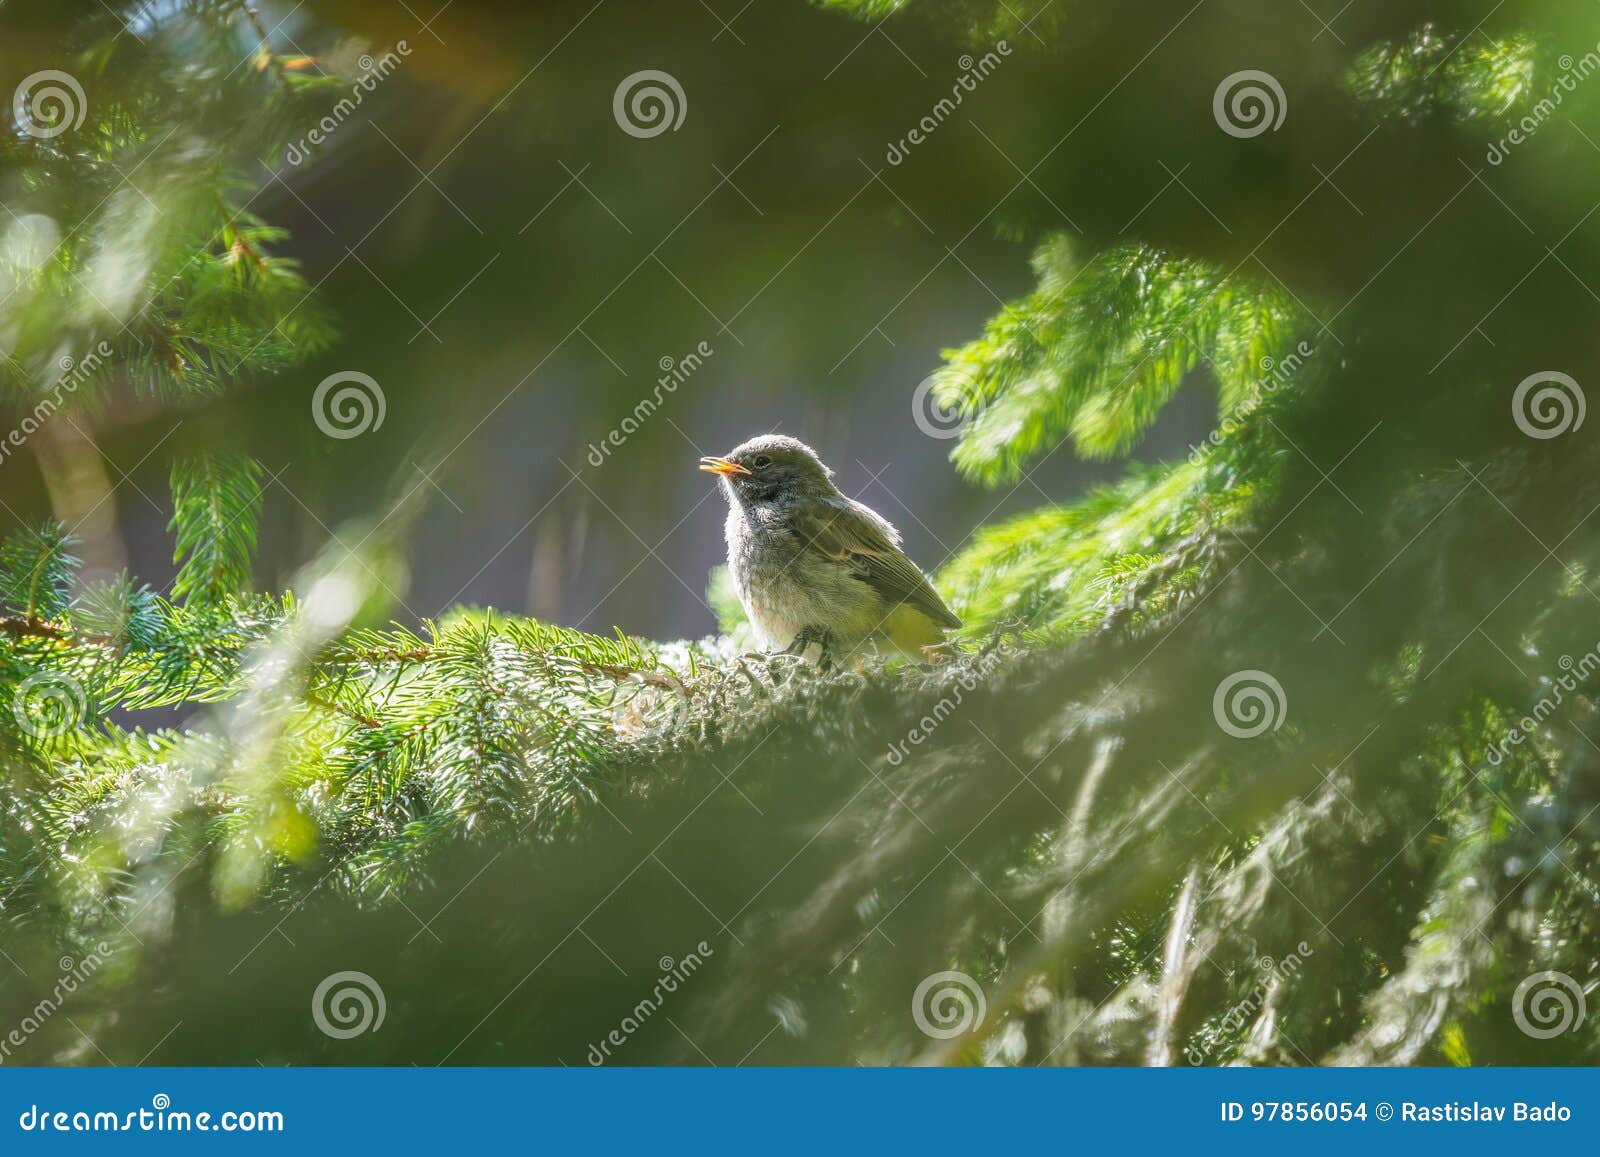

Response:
(698, 455), (751, 477)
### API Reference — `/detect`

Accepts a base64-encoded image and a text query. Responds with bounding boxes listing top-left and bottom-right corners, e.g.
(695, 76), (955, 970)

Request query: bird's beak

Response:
(699, 456), (751, 477)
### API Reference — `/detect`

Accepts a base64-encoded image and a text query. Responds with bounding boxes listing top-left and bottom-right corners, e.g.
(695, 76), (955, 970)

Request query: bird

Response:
(699, 434), (961, 663)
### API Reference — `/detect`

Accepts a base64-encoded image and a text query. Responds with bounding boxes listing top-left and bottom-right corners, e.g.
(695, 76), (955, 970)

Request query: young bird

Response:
(700, 434), (961, 663)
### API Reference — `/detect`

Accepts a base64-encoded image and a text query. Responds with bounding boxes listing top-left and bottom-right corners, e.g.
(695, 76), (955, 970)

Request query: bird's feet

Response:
(782, 626), (835, 670)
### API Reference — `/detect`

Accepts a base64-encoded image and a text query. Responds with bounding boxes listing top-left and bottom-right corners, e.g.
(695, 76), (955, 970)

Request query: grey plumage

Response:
(700, 435), (960, 660)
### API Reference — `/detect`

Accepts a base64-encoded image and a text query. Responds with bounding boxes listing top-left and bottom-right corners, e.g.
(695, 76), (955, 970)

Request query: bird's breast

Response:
(725, 509), (878, 648)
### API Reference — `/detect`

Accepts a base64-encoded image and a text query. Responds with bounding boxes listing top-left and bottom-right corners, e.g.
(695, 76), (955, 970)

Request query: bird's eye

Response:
(752, 454), (772, 469)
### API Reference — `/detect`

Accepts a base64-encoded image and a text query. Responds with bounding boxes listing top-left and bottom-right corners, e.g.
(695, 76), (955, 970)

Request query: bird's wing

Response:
(798, 499), (962, 629)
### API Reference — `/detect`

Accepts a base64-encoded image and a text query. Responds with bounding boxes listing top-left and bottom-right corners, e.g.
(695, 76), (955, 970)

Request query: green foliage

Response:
(0, 524), (79, 621)
(936, 239), (1305, 483)
(1, 564), (700, 918)
(168, 452), (264, 604)
(0, 1), (335, 401)
(942, 460), (1237, 636)
(814, 0), (914, 19)
(1349, 27), (1536, 125)
(932, 236), (1309, 635)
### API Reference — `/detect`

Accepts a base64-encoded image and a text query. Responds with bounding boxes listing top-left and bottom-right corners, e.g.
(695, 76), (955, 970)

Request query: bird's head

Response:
(699, 434), (837, 505)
